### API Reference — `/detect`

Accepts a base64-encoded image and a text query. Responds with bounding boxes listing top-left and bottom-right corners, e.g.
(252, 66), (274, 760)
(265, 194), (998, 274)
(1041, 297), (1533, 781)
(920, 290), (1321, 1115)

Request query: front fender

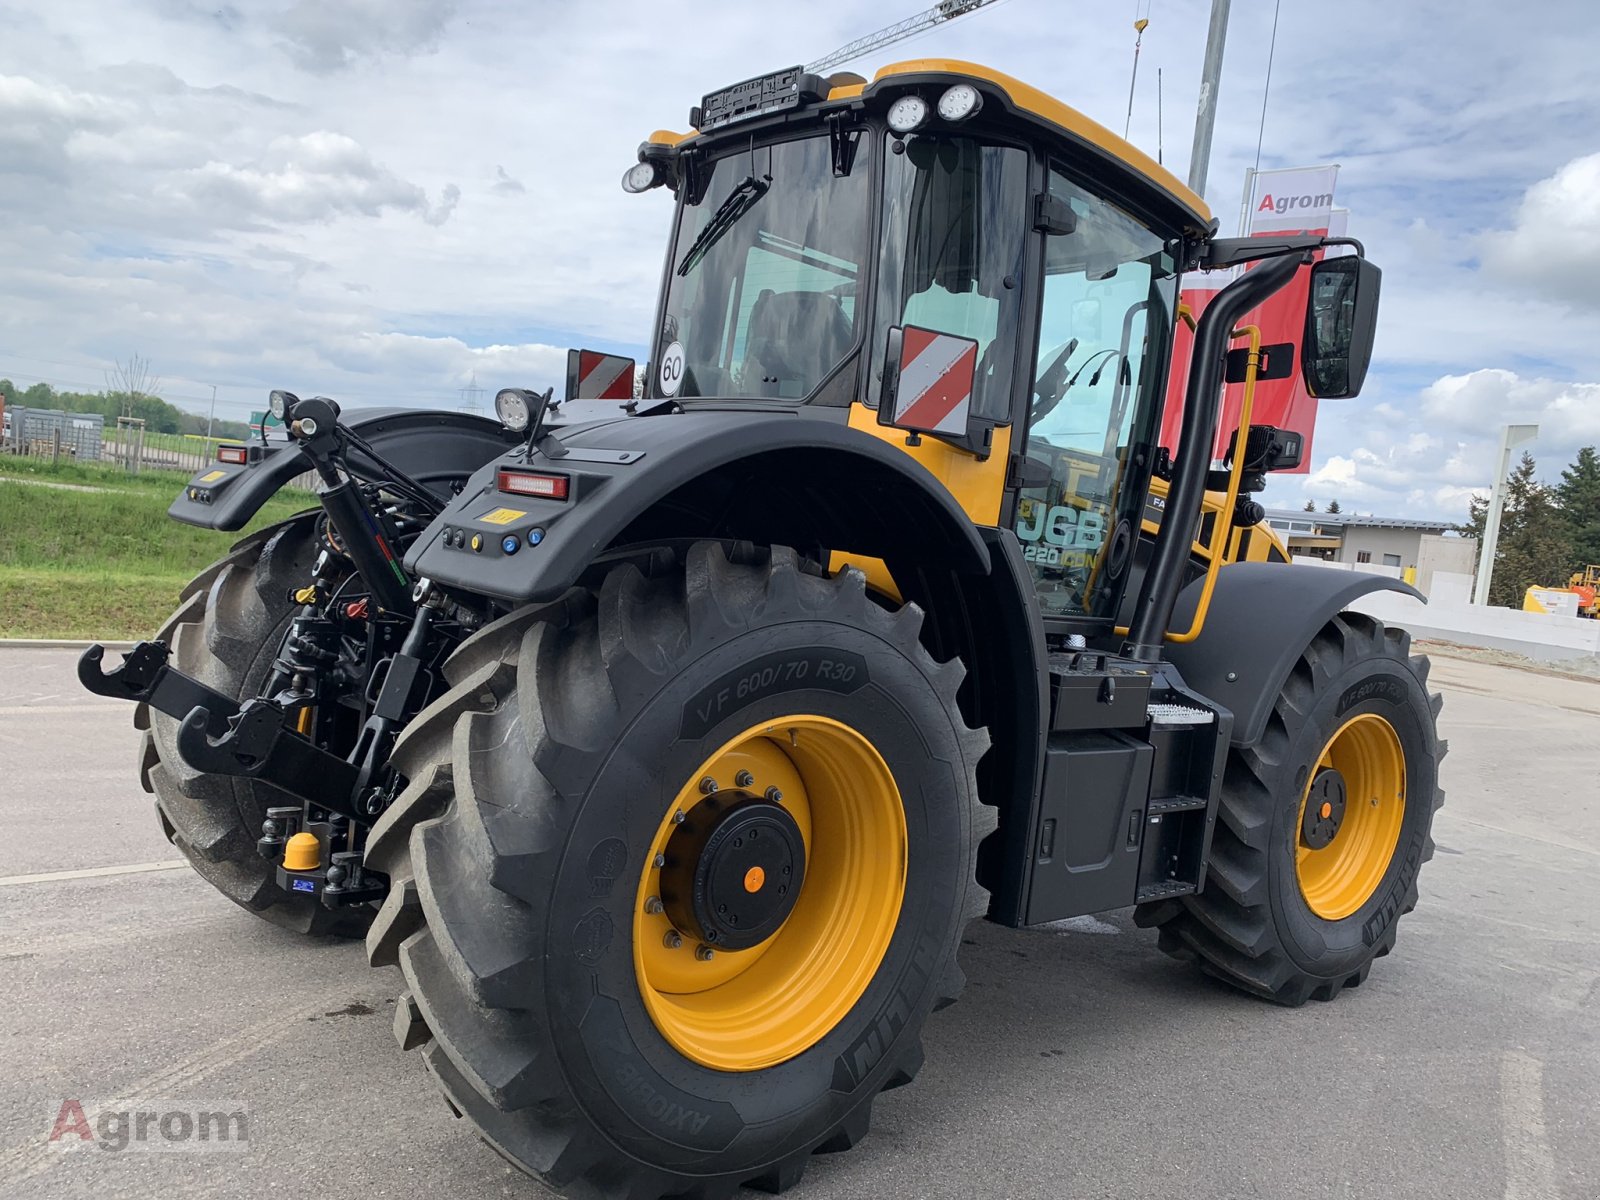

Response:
(168, 408), (520, 531)
(1162, 562), (1424, 747)
(407, 410), (993, 606)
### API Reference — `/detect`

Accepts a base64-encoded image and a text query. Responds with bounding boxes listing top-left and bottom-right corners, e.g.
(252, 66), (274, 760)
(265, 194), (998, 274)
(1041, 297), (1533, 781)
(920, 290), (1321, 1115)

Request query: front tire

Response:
(363, 543), (993, 1196)
(1137, 613), (1445, 1004)
(136, 516), (370, 937)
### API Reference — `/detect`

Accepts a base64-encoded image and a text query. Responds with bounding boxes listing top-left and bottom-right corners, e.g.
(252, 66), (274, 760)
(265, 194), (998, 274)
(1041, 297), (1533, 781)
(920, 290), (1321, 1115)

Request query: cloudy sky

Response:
(4, 0), (1599, 520)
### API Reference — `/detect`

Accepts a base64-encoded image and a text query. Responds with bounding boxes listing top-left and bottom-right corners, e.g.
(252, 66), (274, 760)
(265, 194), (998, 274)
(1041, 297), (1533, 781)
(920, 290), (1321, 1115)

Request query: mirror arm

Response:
(1122, 250), (1307, 662)
(1201, 234), (1364, 270)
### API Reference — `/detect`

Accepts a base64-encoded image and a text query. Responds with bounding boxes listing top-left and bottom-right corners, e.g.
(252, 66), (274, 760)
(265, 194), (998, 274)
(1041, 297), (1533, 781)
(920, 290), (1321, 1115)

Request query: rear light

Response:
(217, 444), (248, 465)
(497, 469), (570, 501)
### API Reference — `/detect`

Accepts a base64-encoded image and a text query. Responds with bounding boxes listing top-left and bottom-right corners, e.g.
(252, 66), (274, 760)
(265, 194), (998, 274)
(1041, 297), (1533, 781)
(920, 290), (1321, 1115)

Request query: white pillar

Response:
(1472, 423), (1539, 606)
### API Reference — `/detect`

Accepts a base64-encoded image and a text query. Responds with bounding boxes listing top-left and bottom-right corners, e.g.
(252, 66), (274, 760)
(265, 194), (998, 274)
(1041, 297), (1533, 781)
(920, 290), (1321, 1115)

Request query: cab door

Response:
(1011, 161), (1180, 628)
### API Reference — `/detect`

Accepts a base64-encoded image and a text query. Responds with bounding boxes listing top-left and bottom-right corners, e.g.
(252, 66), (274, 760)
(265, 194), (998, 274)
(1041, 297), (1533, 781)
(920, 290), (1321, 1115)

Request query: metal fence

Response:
(1, 407), (104, 460)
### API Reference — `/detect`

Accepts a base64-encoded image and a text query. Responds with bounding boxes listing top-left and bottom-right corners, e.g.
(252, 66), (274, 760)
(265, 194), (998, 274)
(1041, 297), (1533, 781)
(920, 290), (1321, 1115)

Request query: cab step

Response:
(1136, 879), (1198, 903)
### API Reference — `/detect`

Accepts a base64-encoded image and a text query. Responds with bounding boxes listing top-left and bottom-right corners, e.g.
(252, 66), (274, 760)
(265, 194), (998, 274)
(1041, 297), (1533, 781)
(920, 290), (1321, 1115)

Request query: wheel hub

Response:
(661, 796), (806, 951)
(1300, 767), (1347, 850)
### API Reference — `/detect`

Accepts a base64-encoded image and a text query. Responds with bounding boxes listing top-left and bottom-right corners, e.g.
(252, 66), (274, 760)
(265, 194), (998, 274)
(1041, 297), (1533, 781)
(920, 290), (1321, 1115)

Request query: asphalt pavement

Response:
(1, 644), (1596, 1199)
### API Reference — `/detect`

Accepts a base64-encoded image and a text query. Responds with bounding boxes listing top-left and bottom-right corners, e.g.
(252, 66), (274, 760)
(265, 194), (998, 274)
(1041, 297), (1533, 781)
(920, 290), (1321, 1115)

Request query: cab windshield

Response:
(657, 135), (869, 400)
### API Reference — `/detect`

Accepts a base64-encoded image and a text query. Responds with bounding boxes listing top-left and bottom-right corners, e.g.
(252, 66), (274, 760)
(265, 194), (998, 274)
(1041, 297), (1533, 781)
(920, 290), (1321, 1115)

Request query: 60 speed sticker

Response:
(658, 341), (685, 397)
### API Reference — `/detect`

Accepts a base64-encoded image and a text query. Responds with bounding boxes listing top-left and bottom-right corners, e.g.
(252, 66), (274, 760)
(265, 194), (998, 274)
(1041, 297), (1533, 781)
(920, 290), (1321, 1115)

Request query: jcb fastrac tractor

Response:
(83, 60), (1444, 1198)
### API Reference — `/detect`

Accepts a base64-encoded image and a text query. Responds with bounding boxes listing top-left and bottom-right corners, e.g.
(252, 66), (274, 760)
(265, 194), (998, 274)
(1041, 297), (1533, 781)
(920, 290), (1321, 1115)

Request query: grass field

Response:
(0, 455), (315, 639)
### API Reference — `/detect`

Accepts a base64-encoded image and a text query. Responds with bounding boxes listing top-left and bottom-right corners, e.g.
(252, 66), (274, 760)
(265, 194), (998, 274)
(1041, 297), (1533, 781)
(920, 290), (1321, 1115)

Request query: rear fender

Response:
(1162, 562), (1425, 747)
(168, 408), (520, 532)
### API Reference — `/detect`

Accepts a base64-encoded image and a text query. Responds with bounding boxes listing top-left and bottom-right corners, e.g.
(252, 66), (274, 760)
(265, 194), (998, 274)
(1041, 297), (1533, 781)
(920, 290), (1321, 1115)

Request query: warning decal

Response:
(890, 326), (978, 436)
(566, 349), (636, 401)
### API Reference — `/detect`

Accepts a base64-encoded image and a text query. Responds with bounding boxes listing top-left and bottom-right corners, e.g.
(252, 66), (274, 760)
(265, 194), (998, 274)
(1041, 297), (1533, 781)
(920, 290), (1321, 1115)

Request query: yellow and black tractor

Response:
(82, 59), (1444, 1198)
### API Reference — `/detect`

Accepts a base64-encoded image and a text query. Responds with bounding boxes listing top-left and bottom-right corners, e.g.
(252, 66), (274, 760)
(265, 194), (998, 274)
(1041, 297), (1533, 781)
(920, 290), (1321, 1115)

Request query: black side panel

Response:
(168, 408), (519, 531)
(1023, 730), (1152, 923)
(1162, 562), (1423, 747)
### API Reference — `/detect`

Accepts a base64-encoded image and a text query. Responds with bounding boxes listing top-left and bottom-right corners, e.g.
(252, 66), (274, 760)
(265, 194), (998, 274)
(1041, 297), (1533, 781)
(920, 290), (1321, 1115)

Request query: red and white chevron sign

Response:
(890, 325), (978, 436)
(565, 349), (636, 401)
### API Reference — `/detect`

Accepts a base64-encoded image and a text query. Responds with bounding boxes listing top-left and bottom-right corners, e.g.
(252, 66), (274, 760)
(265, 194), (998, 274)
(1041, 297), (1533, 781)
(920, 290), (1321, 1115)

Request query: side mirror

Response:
(878, 324), (979, 440)
(1301, 256), (1381, 399)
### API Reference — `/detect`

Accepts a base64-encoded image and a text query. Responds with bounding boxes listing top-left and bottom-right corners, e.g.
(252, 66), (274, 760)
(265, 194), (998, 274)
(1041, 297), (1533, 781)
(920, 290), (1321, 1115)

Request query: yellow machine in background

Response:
(1525, 566), (1600, 618)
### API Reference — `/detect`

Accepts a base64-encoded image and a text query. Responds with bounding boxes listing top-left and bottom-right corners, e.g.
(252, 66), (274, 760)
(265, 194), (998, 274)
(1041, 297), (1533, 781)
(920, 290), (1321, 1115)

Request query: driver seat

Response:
(742, 289), (853, 396)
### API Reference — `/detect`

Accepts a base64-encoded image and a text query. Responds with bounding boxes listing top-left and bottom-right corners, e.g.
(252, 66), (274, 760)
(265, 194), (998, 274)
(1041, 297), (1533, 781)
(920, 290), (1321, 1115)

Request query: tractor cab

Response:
(623, 60), (1372, 640)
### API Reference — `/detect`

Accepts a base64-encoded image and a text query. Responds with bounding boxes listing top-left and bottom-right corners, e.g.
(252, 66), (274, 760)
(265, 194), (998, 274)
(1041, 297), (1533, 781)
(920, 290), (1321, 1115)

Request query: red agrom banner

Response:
(1161, 165), (1341, 473)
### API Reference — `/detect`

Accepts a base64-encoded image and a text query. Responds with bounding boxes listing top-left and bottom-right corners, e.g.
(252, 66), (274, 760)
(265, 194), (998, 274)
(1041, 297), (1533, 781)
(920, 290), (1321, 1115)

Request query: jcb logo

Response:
(1015, 502), (1105, 551)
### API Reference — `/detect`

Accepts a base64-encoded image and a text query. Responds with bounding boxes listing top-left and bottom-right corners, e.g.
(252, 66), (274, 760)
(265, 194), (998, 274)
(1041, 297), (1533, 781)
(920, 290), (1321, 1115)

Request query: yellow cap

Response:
(294, 586), (319, 604)
(283, 831), (321, 872)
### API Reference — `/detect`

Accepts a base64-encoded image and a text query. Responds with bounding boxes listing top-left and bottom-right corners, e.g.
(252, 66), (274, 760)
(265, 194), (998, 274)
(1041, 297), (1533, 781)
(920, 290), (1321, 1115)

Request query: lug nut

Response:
(645, 896), (664, 915)
(653, 853), (666, 869)
(735, 770), (754, 788)
(765, 786), (784, 804)
(663, 930), (683, 950)
(673, 809), (686, 825)
(695, 945), (715, 962)
(699, 777), (718, 795)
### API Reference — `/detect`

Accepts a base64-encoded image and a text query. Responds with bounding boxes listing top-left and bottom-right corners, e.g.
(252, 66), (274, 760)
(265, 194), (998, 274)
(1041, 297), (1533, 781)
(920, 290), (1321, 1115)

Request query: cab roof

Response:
(647, 58), (1215, 240)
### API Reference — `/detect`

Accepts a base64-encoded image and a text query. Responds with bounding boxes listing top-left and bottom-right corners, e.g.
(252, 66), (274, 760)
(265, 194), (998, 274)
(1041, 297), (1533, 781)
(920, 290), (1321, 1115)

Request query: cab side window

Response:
(1015, 165), (1176, 618)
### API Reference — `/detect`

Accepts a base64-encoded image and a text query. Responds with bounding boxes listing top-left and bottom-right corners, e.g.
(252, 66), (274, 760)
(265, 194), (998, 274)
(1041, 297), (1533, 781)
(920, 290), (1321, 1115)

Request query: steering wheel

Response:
(1029, 338), (1079, 426)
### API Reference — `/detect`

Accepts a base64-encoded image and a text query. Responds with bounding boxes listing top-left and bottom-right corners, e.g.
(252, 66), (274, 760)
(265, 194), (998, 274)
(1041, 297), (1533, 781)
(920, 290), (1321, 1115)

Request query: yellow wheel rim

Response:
(1294, 713), (1406, 920)
(633, 715), (907, 1072)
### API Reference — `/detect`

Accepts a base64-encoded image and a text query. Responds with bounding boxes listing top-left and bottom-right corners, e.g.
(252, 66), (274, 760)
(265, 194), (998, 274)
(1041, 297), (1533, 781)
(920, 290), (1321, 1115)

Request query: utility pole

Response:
(1472, 423), (1539, 606)
(206, 384), (217, 446)
(1187, 0), (1231, 198)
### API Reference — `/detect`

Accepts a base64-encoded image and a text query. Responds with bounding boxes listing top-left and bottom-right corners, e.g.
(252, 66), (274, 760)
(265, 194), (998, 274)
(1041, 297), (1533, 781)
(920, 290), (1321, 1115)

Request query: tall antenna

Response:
(1252, 0), (1283, 173)
(1157, 67), (1164, 164)
(1123, 13), (1150, 140)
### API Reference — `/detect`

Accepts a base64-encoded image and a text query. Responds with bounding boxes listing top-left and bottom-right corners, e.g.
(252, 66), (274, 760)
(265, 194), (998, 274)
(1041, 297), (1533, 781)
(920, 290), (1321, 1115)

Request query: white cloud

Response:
(1482, 153), (1600, 307)
(1420, 369), (1600, 447)
(4, 0), (1600, 516)
(272, 0), (457, 73)
(172, 131), (452, 226)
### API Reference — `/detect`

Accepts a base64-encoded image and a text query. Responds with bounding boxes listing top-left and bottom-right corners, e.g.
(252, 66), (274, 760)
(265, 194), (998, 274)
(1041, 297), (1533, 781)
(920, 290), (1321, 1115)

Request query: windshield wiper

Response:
(676, 174), (769, 277)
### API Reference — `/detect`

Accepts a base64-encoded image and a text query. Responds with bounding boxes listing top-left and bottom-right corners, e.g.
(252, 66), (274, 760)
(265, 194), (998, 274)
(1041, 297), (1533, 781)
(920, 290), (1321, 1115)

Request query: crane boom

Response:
(806, 0), (1002, 74)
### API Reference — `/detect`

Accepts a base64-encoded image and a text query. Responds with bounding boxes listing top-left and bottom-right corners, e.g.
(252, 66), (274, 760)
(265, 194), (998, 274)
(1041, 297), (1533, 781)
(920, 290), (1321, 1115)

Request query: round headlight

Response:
(622, 160), (662, 194)
(494, 388), (531, 433)
(937, 83), (983, 122)
(886, 94), (930, 135)
(268, 390), (295, 420)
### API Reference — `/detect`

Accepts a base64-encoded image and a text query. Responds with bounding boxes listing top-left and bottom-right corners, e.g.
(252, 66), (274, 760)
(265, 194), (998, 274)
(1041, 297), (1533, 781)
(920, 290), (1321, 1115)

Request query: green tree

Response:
(1555, 445), (1600, 571)
(1302, 499), (1317, 512)
(21, 382), (54, 407)
(1325, 498), (1342, 514)
(0, 378), (14, 401)
(1466, 452), (1574, 606)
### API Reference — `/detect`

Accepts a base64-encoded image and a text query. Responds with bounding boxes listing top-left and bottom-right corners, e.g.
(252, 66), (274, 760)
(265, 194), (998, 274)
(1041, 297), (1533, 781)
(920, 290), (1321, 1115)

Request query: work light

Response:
(494, 388), (532, 432)
(622, 160), (664, 194)
(886, 94), (930, 134)
(938, 84), (983, 122)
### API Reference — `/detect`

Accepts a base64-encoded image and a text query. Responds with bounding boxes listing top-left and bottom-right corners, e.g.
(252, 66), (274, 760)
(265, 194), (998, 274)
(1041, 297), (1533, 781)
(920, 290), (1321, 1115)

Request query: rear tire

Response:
(137, 515), (370, 937)
(1137, 613), (1445, 1004)
(364, 543), (993, 1197)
